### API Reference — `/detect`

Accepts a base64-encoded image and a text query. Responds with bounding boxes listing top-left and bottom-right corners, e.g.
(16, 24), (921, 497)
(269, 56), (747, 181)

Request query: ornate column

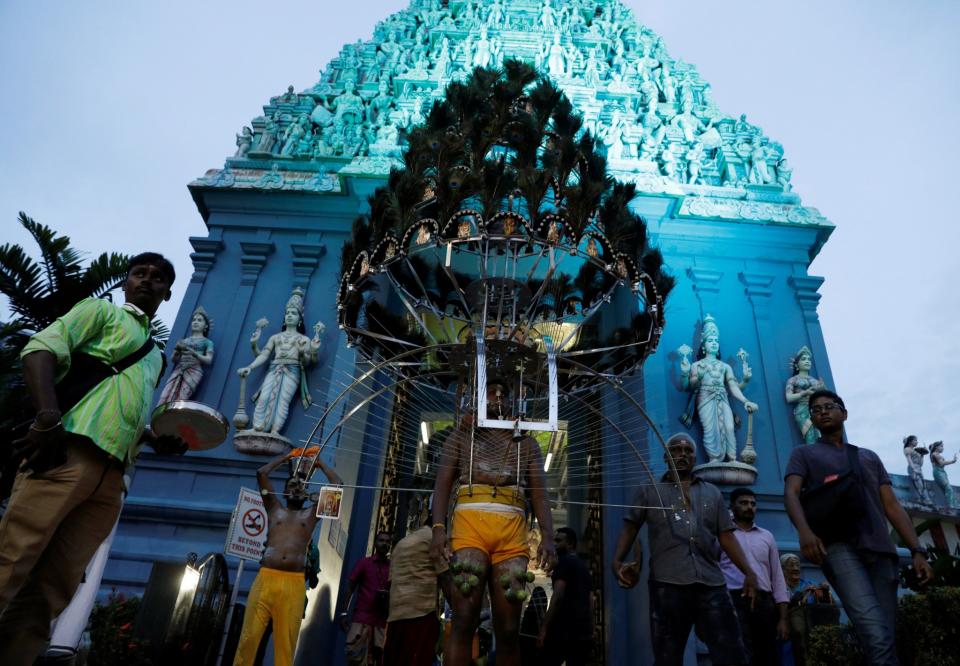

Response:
(688, 267), (723, 316)
(291, 242), (326, 288)
(788, 275), (836, 390)
(739, 272), (788, 482)
(205, 240), (274, 407)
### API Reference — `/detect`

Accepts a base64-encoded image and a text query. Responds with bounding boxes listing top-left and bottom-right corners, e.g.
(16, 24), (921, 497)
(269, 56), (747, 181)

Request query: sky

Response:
(1, 0), (958, 475)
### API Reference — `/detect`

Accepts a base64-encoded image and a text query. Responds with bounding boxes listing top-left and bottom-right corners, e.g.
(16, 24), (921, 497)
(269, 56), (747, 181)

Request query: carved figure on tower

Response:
(784, 345), (825, 444)
(902, 435), (932, 505)
(677, 315), (758, 465)
(234, 288), (324, 454)
(158, 306), (215, 404)
(930, 441), (957, 508)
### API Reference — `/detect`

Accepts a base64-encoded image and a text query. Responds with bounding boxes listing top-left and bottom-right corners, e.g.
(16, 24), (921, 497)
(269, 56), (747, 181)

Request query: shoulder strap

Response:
(54, 337), (158, 417)
(845, 444), (862, 477)
(112, 336), (156, 374)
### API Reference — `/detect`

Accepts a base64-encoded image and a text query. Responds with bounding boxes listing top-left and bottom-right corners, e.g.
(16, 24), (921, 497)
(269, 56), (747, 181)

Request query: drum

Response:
(150, 400), (229, 451)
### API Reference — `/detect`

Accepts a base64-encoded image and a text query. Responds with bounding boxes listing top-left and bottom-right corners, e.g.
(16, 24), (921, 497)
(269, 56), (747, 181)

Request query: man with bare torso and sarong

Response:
(431, 385), (557, 666)
(233, 448), (341, 666)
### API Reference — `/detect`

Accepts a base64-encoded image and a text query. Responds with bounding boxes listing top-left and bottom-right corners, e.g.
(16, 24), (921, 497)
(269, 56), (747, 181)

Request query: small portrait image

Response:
(317, 486), (344, 519)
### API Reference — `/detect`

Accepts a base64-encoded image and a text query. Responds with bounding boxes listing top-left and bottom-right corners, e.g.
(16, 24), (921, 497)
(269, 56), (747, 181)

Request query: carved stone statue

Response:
(659, 144), (677, 179)
(903, 435), (932, 504)
(748, 137), (773, 185)
(473, 27), (492, 68)
(776, 158), (793, 192)
(234, 127), (253, 157)
(677, 314), (758, 464)
(158, 306), (215, 404)
(254, 113), (279, 154)
(235, 288), (324, 448)
(539, 0), (555, 32)
(671, 100), (708, 144)
(784, 346), (825, 444)
(930, 441), (957, 508)
(602, 109), (626, 161)
(328, 79), (366, 126)
(280, 118), (305, 157)
(657, 61), (677, 104)
(685, 141), (704, 184)
(546, 32), (566, 79)
(638, 70), (659, 109)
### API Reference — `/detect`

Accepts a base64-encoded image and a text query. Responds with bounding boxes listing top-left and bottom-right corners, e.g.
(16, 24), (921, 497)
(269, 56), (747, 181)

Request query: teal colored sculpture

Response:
(233, 288), (324, 454)
(930, 441), (957, 508)
(677, 315), (758, 464)
(158, 306), (215, 404)
(202, 0), (811, 206)
(902, 435), (932, 505)
(784, 346), (825, 444)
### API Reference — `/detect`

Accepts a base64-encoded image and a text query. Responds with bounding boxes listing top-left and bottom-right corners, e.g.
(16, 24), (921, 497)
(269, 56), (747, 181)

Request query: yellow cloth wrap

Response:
(232, 567), (306, 666)
(456, 484), (525, 509)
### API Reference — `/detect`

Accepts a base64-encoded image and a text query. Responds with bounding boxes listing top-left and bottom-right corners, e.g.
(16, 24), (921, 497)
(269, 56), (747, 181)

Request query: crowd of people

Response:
(0, 250), (940, 666)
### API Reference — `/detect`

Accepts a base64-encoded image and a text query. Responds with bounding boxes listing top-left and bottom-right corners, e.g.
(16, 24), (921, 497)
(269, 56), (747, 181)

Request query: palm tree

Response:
(0, 212), (132, 334)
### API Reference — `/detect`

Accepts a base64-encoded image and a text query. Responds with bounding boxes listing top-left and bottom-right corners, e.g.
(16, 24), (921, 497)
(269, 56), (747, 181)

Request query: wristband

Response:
(909, 547), (927, 557)
(432, 523), (446, 530)
(30, 419), (63, 433)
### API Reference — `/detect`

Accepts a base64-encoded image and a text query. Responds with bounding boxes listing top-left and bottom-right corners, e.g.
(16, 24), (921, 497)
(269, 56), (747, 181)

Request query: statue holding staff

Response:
(237, 288), (323, 436)
(677, 314), (758, 463)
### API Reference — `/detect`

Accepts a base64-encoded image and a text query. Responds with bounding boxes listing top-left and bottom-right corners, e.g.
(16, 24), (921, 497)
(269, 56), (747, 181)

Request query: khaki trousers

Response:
(0, 436), (124, 666)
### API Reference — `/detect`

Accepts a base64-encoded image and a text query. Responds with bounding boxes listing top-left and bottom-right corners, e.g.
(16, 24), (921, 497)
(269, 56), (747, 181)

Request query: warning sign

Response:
(225, 487), (268, 562)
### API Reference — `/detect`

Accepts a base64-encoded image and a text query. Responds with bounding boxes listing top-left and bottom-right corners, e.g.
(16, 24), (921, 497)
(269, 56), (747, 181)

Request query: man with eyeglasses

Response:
(783, 389), (932, 666)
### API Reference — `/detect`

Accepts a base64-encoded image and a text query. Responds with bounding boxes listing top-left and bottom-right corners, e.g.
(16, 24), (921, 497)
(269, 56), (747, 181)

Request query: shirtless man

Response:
(233, 449), (342, 666)
(431, 385), (557, 666)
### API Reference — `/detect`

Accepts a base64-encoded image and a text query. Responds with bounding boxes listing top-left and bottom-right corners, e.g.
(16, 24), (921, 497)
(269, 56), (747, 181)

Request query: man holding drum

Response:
(0, 252), (187, 666)
(233, 447), (342, 666)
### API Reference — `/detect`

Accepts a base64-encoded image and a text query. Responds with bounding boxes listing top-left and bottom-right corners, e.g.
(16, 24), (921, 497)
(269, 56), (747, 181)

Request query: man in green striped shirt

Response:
(0, 252), (186, 666)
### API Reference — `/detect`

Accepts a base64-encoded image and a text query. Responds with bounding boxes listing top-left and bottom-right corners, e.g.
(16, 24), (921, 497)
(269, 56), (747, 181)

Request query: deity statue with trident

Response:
(677, 314), (758, 464)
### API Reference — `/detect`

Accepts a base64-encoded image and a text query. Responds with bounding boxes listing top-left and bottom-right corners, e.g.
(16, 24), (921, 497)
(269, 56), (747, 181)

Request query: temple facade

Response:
(101, 1), (959, 664)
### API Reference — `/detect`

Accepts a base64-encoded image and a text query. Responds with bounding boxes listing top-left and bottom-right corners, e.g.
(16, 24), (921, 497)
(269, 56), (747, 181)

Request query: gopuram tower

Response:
(108, 1), (838, 664)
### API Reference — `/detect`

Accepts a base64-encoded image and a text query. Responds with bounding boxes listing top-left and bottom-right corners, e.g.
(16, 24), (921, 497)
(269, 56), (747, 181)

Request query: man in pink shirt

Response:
(338, 532), (391, 665)
(718, 488), (789, 666)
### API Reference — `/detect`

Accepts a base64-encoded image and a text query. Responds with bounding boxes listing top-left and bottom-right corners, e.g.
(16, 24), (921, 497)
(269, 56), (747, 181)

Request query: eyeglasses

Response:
(810, 403), (842, 415)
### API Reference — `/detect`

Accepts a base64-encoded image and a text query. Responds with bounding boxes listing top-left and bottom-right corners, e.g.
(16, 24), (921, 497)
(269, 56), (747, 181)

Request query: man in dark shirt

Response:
(784, 389), (932, 666)
(612, 432), (757, 666)
(538, 527), (593, 666)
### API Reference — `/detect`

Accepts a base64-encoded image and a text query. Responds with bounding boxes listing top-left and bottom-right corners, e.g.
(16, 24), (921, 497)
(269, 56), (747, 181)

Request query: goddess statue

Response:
(539, 0), (555, 32)
(783, 346), (825, 444)
(328, 80), (365, 125)
(678, 314), (758, 463)
(234, 127), (253, 157)
(473, 27), (492, 68)
(902, 435), (932, 504)
(237, 288), (324, 435)
(930, 441), (957, 508)
(158, 306), (215, 404)
(546, 32), (566, 79)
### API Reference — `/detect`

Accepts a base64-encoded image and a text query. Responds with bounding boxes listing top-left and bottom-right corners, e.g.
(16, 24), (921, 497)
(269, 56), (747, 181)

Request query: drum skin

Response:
(151, 400), (229, 451)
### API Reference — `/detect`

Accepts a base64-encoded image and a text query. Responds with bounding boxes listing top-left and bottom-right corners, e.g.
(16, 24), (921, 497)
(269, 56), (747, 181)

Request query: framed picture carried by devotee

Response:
(317, 486), (344, 519)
